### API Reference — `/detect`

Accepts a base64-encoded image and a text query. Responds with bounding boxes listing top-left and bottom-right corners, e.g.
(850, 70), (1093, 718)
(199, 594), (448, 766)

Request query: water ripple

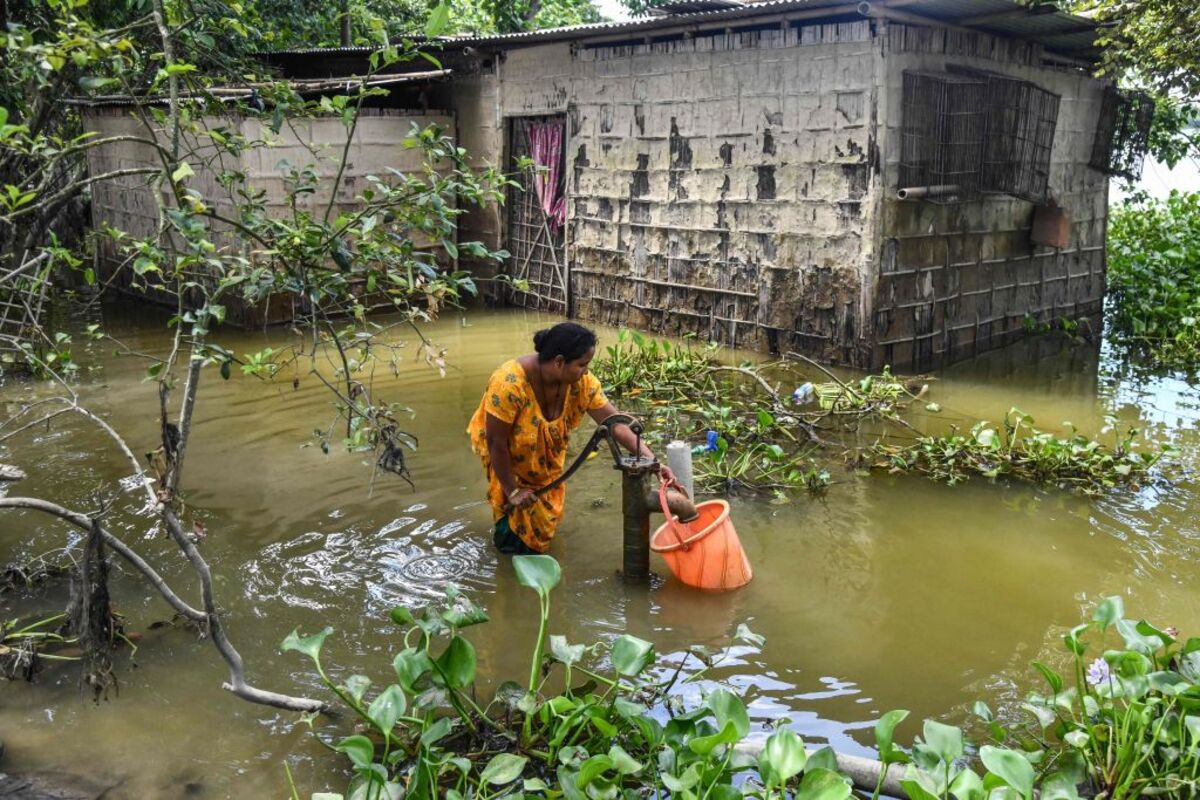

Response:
(242, 510), (494, 618)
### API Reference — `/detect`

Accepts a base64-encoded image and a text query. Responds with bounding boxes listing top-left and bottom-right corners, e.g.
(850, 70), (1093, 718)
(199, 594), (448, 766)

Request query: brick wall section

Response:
(871, 24), (1109, 371)
(84, 107), (453, 324)
(455, 22), (882, 364)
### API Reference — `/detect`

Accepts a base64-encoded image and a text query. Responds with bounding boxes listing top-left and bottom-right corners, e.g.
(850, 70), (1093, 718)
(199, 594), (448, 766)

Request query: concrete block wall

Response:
(871, 24), (1109, 371)
(458, 21), (882, 363)
(439, 72), (507, 297)
(84, 107), (453, 324)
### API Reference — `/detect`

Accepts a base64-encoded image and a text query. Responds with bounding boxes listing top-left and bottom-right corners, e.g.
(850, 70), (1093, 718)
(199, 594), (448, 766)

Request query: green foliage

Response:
(870, 408), (1170, 494)
(593, 331), (929, 496)
(1000, 597), (1200, 799)
(1082, 0), (1200, 99)
(286, 563), (1195, 800)
(451, 0), (602, 35)
(867, 601), (1194, 800)
(1108, 191), (1200, 370)
(285, 555), (788, 800)
(591, 328), (721, 397)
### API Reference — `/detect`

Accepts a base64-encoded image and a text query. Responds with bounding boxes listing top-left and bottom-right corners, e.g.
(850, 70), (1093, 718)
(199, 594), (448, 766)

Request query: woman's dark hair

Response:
(533, 322), (598, 363)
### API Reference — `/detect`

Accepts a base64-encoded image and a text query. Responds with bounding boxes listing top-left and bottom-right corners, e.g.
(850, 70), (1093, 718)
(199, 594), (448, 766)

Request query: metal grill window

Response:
(1090, 86), (1154, 181)
(947, 67), (1061, 203)
(900, 71), (988, 202)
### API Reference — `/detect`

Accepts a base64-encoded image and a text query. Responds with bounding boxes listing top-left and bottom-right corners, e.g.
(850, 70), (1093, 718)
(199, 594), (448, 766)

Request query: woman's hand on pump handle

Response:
(506, 487), (539, 510)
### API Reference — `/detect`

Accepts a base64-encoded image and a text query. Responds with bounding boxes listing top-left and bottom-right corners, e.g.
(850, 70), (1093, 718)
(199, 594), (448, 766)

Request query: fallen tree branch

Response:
(784, 351), (865, 402)
(0, 397), (157, 511)
(707, 365), (782, 404)
(0, 497), (203, 622)
(160, 507), (326, 712)
(0, 496), (326, 712)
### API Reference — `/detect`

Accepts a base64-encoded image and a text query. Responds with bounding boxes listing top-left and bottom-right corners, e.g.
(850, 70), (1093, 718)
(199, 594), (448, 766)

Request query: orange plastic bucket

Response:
(650, 481), (752, 591)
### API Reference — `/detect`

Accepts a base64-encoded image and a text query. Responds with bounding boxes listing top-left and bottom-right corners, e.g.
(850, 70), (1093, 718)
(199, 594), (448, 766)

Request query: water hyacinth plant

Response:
(1015, 596), (1200, 799)
(869, 409), (1170, 495)
(591, 334), (924, 497)
(283, 555), (788, 800)
(283, 561), (1195, 799)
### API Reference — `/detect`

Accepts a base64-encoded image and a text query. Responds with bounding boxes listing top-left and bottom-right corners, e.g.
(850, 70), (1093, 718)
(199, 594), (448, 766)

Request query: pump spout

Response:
(649, 485), (699, 523)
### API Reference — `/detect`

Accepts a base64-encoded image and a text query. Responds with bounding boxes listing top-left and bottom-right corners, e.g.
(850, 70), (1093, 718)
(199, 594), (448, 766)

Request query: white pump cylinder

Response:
(665, 440), (695, 501)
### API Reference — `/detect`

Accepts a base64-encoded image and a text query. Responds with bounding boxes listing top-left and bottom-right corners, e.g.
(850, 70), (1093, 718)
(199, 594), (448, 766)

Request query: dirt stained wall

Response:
(872, 24), (1109, 371)
(453, 22), (882, 364)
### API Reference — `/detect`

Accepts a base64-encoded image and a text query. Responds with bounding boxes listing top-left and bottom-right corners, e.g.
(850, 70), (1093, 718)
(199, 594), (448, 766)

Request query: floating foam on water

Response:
(119, 473), (152, 493)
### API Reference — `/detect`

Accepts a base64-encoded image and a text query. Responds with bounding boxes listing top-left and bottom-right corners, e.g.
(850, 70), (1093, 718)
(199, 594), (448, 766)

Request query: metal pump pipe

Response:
(617, 458), (699, 582)
(531, 414), (698, 581)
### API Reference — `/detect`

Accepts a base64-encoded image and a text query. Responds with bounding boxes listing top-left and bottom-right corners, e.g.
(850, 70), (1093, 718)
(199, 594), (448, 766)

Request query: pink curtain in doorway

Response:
(528, 122), (567, 232)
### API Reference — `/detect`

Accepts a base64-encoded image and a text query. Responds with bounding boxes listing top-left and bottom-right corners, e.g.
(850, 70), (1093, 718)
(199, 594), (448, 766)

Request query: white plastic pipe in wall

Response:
(897, 184), (962, 200)
(665, 441), (695, 501)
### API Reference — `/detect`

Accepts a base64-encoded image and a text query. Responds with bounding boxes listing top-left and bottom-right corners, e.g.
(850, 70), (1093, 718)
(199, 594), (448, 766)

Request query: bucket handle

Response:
(658, 478), (693, 551)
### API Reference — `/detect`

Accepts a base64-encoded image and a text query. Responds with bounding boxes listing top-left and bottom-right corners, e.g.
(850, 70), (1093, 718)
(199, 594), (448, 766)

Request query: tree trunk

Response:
(340, 0), (351, 46)
(67, 519), (115, 699)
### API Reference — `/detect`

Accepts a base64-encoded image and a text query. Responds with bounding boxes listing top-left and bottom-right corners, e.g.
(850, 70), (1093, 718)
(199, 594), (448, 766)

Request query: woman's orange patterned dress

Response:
(467, 359), (608, 552)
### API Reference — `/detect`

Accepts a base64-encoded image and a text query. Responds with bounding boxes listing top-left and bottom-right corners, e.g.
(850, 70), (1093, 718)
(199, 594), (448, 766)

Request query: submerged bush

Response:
(869, 408), (1169, 494)
(1108, 191), (1200, 369)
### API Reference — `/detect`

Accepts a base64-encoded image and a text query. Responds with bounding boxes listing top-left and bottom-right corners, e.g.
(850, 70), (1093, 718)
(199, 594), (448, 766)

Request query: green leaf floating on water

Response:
(923, 719), (963, 764)
(280, 626), (332, 662)
(707, 688), (750, 739)
(341, 674), (371, 706)
(550, 634), (585, 666)
(612, 634), (654, 676)
(513, 554), (561, 596)
(334, 734), (374, 768)
(1093, 595), (1124, 630)
(688, 720), (741, 755)
(735, 622), (765, 648)
(389, 606), (416, 626)
(759, 727), (806, 783)
(608, 744), (643, 775)
(480, 752), (527, 785)
(392, 647), (433, 692)
(874, 709), (909, 764)
(366, 684), (406, 734)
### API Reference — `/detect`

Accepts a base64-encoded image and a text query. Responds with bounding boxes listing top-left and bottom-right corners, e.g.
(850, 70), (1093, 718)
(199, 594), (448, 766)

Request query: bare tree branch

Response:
(160, 507), (326, 712)
(0, 497), (203, 622)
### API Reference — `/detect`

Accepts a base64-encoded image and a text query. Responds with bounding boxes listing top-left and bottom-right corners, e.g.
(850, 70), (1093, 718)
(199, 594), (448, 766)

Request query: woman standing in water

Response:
(467, 322), (673, 554)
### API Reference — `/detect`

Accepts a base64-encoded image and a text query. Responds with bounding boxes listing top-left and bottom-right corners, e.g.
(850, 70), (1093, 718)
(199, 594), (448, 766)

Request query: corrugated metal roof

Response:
(897, 0), (1103, 60)
(68, 70), (451, 107)
(262, 0), (850, 54)
(261, 0), (1103, 61)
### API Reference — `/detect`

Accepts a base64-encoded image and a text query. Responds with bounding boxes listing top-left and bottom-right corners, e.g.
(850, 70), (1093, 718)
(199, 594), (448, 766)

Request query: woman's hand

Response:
(658, 465), (676, 485)
(508, 488), (538, 509)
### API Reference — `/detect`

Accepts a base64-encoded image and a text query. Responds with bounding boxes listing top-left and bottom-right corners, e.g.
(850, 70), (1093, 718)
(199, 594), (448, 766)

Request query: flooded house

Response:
(95, 0), (1151, 370)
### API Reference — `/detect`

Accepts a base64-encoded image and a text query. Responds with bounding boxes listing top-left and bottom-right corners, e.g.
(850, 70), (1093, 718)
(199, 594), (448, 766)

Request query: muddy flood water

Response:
(1, 307), (1198, 797)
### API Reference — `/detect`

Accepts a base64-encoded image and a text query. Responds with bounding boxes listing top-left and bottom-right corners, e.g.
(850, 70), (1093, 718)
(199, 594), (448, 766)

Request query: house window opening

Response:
(969, 70), (1061, 203)
(1090, 86), (1154, 181)
(899, 71), (988, 203)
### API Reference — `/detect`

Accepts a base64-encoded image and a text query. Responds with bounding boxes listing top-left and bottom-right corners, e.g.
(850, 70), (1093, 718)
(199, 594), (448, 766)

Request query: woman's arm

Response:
(485, 413), (536, 508)
(588, 402), (675, 482)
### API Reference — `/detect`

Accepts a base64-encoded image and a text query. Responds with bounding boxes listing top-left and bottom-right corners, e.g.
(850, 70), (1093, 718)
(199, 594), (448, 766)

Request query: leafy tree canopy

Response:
(1071, 1), (1200, 166)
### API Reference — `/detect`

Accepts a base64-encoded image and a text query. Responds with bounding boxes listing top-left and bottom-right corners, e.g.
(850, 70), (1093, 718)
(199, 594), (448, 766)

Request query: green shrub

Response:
(1108, 191), (1200, 367)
